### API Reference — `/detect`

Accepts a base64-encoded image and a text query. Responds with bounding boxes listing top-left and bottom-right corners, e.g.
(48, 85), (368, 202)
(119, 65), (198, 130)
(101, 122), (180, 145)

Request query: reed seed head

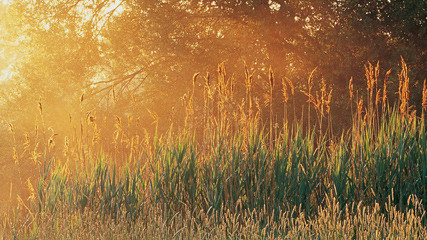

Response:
(382, 69), (391, 109)
(282, 78), (289, 103)
(349, 77), (354, 100)
(375, 89), (381, 107)
(422, 80), (427, 111)
(285, 77), (294, 95)
(398, 58), (410, 115)
(268, 67), (274, 89)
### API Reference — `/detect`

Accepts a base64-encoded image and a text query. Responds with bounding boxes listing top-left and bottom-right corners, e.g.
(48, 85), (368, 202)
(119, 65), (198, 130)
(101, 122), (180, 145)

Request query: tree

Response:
(0, 0), (425, 134)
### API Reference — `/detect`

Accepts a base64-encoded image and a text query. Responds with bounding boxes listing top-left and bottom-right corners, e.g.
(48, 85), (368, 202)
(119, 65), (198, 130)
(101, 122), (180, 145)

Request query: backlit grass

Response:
(1, 59), (427, 239)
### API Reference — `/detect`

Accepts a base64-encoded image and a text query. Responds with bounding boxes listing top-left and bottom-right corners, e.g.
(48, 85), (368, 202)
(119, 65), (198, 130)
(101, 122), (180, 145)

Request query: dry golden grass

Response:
(2, 194), (426, 239)
(1, 59), (426, 239)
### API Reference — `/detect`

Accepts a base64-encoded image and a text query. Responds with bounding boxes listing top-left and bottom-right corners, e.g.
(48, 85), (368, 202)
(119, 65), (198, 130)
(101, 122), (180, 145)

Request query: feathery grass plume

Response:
(217, 63), (230, 126)
(8, 123), (19, 164)
(217, 63), (227, 97)
(26, 177), (35, 203)
(349, 77), (354, 100)
(48, 127), (57, 152)
(91, 123), (99, 147)
(203, 72), (213, 108)
(38, 99), (47, 151)
(181, 93), (190, 127)
(375, 89), (381, 108)
(365, 62), (379, 119)
(8, 123), (15, 143)
(282, 78), (289, 130)
(268, 67), (274, 148)
(306, 68), (317, 133)
(357, 98), (364, 117)
(285, 77), (294, 96)
(281, 78), (289, 104)
(285, 77), (296, 123)
(422, 80), (427, 113)
(302, 69), (326, 136)
(12, 147), (18, 164)
(63, 136), (69, 157)
(148, 109), (159, 126)
(187, 72), (199, 129)
(285, 79), (293, 105)
(282, 78), (289, 114)
(23, 133), (30, 155)
(310, 78), (329, 137)
(326, 90), (332, 115)
(244, 63), (254, 118)
(398, 57), (410, 116)
(375, 88), (382, 128)
(113, 115), (122, 146)
(202, 72), (212, 139)
(349, 77), (355, 121)
(326, 89), (333, 137)
(365, 63), (372, 93)
(9, 182), (12, 203)
(31, 142), (41, 164)
(320, 78), (327, 117)
(375, 61), (380, 85)
(382, 69), (391, 111)
(365, 62), (378, 99)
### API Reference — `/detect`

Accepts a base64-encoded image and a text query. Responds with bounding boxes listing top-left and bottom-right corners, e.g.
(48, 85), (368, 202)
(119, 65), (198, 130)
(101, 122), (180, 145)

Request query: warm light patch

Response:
(0, 65), (12, 82)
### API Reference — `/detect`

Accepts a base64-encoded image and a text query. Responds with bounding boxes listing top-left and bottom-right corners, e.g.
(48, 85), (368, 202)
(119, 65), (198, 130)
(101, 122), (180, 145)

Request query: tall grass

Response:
(2, 60), (427, 238)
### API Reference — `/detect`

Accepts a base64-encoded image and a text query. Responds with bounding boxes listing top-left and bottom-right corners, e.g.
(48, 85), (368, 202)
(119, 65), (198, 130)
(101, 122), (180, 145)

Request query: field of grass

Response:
(1, 60), (427, 239)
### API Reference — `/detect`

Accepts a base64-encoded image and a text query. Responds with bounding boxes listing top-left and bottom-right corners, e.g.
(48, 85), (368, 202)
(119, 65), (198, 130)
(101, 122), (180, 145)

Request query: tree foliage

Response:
(0, 0), (425, 132)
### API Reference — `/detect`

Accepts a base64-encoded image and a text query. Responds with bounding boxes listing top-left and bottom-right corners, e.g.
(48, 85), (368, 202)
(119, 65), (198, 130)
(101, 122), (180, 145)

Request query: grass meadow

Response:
(1, 60), (427, 239)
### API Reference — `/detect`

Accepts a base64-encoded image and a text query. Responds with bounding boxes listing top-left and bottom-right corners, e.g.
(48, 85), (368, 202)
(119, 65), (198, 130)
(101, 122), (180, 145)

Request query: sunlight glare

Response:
(0, 66), (11, 82)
